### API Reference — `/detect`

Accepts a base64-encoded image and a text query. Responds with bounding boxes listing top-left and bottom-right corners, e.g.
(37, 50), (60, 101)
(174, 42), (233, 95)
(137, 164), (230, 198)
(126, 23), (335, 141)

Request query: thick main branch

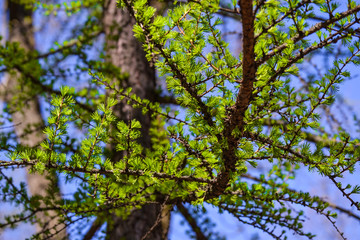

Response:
(208, 0), (256, 199)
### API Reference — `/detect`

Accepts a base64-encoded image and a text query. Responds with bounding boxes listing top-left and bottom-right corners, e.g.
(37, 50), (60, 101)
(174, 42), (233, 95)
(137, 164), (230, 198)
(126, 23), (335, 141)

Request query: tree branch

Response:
(177, 203), (208, 240)
(208, 0), (256, 199)
(0, 160), (215, 184)
(83, 218), (104, 240)
(258, 4), (360, 65)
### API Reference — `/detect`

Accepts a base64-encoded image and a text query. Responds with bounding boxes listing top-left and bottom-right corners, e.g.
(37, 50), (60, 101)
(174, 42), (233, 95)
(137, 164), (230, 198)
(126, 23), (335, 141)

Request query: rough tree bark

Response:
(102, 0), (170, 239)
(2, 1), (66, 239)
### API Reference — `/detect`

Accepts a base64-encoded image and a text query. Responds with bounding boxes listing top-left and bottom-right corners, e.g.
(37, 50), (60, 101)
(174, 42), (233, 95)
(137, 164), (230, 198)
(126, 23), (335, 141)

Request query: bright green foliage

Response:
(1, 0), (360, 239)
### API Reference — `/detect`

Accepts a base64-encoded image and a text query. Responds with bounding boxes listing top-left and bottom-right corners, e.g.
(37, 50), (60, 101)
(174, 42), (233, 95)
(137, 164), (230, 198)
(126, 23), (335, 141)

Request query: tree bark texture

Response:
(3, 1), (66, 239)
(102, 0), (170, 239)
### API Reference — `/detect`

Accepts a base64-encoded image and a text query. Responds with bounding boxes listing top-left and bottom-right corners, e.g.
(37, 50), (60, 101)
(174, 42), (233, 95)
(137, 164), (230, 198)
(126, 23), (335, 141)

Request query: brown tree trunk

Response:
(102, 0), (170, 239)
(3, 1), (66, 239)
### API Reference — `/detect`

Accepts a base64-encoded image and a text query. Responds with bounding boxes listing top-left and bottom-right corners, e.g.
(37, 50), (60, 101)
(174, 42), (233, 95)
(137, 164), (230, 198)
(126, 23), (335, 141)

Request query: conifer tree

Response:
(2, 1), (66, 238)
(1, 0), (360, 239)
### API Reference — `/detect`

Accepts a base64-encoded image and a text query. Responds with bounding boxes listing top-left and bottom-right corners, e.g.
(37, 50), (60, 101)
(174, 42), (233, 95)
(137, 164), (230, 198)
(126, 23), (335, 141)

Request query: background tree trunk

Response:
(2, 1), (66, 239)
(102, 0), (170, 239)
